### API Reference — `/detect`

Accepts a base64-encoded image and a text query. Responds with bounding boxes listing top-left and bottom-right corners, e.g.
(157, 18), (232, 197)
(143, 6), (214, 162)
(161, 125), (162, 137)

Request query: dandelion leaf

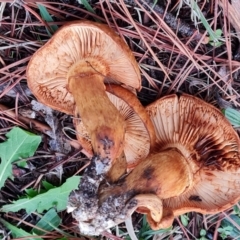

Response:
(0, 127), (41, 189)
(1, 176), (81, 214)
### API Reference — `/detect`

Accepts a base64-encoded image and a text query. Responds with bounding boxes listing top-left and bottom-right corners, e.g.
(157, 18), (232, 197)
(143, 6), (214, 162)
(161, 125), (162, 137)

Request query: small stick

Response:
(213, 214), (222, 240)
(0, 103), (51, 134)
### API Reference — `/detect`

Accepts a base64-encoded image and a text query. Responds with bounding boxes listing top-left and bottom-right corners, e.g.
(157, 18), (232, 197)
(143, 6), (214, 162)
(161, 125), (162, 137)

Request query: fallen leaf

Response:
(0, 127), (41, 189)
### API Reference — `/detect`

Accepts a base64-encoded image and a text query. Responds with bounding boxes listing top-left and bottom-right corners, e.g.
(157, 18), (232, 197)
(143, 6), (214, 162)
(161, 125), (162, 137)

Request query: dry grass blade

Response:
(218, 0), (240, 40)
(0, 2), (6, 26)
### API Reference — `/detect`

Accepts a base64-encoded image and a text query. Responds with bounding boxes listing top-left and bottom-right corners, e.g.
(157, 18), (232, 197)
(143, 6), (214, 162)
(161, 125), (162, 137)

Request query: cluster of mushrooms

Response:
(26, 21), (240, 236)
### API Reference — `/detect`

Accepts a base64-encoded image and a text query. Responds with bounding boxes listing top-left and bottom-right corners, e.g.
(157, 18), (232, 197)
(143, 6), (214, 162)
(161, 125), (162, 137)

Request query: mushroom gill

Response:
(73, 84), (156, 169)
(27, 20), (141, 164)
(78, 93), (240, 234)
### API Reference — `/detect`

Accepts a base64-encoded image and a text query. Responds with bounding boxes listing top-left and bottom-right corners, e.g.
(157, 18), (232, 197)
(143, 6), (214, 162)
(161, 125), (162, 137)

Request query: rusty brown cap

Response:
(26, 21), (141, 115)
(146, 94), (240, 216)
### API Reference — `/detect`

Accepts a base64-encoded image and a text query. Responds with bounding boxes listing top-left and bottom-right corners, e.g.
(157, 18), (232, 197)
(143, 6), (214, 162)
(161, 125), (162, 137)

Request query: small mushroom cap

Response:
(146, 94), (240, 216)
(26, 20), (141, 114)
(74, 84), (156, 168)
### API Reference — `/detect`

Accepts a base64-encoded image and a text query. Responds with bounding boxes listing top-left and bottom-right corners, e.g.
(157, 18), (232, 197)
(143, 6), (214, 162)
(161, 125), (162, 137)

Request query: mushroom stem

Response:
(70, 149), (190, 235)
(68, 73), (126, 162)
(100, 149), (192, 206)
(96, 149), (192, 230)
(124, 149), (193, 198)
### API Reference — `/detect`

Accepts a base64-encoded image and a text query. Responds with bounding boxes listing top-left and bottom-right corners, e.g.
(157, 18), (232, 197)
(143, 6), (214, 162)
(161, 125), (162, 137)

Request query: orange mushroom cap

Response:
(74, 93), (240, 235)
(26, 20), (141, 162)
(142, 93), (240, 227)
(26, 20), (141, 115)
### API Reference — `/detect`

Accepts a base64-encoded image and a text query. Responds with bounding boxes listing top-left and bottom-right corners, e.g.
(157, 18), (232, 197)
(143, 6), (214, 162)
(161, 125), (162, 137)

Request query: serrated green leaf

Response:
(25, 181), (55, 198)
(32, 208), (61, 235)
(25, 188), (40, 198)
(25, 188), (47, 198)
(1, 176), (80, 214)
(42, 180), (55, 190)
(224, 108), (240, 127)
(0, 127), (41, 189)
(0, 218), (43, 240)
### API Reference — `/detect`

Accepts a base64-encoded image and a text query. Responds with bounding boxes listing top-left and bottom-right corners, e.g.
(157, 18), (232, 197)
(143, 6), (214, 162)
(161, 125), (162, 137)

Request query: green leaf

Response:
(0, 127), (41, 189)
(220, 214), (240, 238)
(233, 204), (240, 216)
(37, 4), (58, 35)
(32, 208), (61, 235)
(17, 159), (27, 168)
(218, 226), (233, 240)
(180, 214), (189, 227)
(209, 29), (223, 47)
(209, 29), (222, 41)
(0, 218), (43, 240)
(42, 180), (55, 191)
(200, 229), (207, 236)
(1, 176), (80, 213)
(25, 188), (47, 198)
(25, 188), (40, 198)
(25, 181), (55, 198)
(223, 108), (240, 127)
(184, 0), (223, 46)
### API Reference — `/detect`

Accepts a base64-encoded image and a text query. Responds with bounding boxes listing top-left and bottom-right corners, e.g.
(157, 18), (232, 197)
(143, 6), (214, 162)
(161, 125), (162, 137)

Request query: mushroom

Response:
(67, 84), (156, 228)
(26, 20), (141, 164)
(73, 84), (156, 171)
(143, 93), (240, 227)
(72, 93), (240, 235)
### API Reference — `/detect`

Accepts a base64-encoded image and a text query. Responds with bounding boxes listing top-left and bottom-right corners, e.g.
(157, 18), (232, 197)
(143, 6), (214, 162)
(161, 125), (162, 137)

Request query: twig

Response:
(213, 214), (222, 240)
(101, 230), (124, 240)
(0, 103), (51, 134)
(176, 217), (191, 240)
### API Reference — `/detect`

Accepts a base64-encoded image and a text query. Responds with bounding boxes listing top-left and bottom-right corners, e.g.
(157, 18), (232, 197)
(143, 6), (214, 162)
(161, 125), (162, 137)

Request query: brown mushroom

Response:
(73, 84), (156, 171)
(26, 20), (141, 163)
(143, 94), (240, 225)
(72, 93), (240, 235)
(127, 94), (240, 228)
